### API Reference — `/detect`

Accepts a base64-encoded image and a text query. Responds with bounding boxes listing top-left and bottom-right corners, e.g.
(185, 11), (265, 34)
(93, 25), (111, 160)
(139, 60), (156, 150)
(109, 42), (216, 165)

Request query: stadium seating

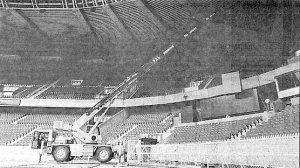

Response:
(2, 105), (299, 148)
(145, 0), (194, 29)
(123, 123), (171, 140)
(123, 112), (169, 124)
(36, 86), (103, 99)
(82, 6), (128, 44)
(242, 105), (299, 138)
(20, 9), (87, 37)
(113, 1), (160, 42)
(0, 124), (37, 145)
(0, 85), (41, 98)
(163, 115), (263, 144)
(18, 113), (81, 125)
(0, 112), (25, 124)
(100, 112), (173, 144)
(163, 105), (299, 144)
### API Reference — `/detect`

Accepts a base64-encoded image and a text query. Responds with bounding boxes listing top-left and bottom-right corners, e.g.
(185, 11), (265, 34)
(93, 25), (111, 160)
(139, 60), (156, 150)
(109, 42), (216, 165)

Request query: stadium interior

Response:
(0, 0), (299, 167)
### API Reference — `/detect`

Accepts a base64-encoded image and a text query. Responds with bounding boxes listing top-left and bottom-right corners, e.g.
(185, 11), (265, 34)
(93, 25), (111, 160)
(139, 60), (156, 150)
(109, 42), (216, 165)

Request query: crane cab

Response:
(31, 130), (52, 149)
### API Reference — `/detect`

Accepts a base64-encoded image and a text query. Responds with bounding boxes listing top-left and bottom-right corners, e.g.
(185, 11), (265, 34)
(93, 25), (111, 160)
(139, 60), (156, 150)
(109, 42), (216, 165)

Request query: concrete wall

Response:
(197, 89), (260, 119)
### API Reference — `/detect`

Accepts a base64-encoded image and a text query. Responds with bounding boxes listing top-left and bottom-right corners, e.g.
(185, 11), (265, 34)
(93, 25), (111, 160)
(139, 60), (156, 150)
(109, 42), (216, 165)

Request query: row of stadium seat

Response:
(36, 86), (103, 99)
(113, 1), (160, 42)
(123, 112), (169, 124)
(0, 124), (37, 145)
(0, 85), (41, 98)
(164, 116), (263, 144)
(17, 113), (81, 125)
(20, 9), (86, 37)
(82, 6), (128, 44)
(100, 112), (173, 144)
(123, 123), (171, 140)
(242, 105), (299, 138)
(163, 105), (299, 144)
(146, 0), (194, 28)
(0, 112), (25, 124)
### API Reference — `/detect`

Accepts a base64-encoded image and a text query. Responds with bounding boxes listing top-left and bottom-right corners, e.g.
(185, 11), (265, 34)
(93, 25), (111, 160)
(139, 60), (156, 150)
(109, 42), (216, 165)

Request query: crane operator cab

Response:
(31, 130), (56, 153)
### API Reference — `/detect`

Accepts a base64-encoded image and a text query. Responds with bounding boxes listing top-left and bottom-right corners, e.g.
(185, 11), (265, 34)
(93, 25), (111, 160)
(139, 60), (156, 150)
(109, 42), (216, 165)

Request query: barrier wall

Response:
(128, 135), (299, 168)
(19, 98), (99, 108)
(0, 98), (21, 106)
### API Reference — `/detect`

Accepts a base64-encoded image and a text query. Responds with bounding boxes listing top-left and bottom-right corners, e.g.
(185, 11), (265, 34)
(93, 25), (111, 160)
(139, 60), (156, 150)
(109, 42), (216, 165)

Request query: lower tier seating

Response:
(18, 113), (81, 125)
(100, 112), (174, 144)
(242, 105), (299, 138)
(0, 112), (25, 124)
(164, 115), (263, 144)
(0, 124), (37, 145)
(163, 105), (299, 144)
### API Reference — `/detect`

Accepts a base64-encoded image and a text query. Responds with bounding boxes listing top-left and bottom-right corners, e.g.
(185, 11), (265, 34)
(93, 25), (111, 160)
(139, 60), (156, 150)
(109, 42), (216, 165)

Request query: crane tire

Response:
(96, 147), (113, 163)
(52, 146), (70, 162)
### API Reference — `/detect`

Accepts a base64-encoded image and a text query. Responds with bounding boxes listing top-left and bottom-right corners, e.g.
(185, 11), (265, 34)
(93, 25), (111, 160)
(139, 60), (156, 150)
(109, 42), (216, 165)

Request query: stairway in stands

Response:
(26, 79), (60, 99)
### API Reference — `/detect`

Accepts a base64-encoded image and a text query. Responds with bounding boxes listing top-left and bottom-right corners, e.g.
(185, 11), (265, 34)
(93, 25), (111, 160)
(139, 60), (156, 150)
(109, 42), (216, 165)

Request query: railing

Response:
(127, 134), (299, 168)
(0, 0), (127, 9)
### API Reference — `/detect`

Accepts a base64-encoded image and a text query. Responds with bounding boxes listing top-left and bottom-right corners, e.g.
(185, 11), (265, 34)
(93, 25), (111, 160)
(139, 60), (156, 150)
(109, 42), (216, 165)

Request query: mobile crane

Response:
(30, 14), (214, 163)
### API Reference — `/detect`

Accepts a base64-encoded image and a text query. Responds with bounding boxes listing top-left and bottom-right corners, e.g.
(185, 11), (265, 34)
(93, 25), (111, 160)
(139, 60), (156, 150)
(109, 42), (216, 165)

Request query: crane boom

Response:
(54, 23), (206, 143)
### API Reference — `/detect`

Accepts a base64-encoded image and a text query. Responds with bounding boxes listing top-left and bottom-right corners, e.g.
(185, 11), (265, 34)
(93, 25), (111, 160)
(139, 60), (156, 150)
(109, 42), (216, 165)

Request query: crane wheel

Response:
(96, 147), (113, 163)
(52, 146), (70, 162)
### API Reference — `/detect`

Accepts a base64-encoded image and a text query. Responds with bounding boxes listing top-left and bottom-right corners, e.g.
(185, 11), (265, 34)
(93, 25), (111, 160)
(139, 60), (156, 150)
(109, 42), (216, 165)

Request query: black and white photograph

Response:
(0, 0), (299, 167)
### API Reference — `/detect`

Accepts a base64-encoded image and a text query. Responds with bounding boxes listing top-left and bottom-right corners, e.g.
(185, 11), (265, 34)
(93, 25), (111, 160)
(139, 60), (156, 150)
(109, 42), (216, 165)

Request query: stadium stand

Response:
(17, 113), (81, 125)
(145, 0), (194, 29)
(0, 124), (37, 145)
(162, 105), (299, 144)
(99, 111), (175, 144)
(163, 114), (264, 144)
(242, 105), (300, 138)
(82, 6), (128, 44)
(0, 112), (25, 124)
(123, 122), (171, 140)
(35, 86), (104, 99)
(20, 9), (88, 37)
(0, 85), (41, 98)
(113, 1), (160, 41)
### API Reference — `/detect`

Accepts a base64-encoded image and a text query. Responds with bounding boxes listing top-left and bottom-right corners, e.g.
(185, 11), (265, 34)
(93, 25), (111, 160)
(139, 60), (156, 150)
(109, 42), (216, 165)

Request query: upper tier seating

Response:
(113, 1), (160, 41)
(0, 112), (25, 124)
(20, 9), (87, 37)
(0, 85), (41, 98)
(36, 86), (103, 99)
(146, 0), (194, 29)
(82, 6), (128, 44)
(242, 105), (299, 138)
